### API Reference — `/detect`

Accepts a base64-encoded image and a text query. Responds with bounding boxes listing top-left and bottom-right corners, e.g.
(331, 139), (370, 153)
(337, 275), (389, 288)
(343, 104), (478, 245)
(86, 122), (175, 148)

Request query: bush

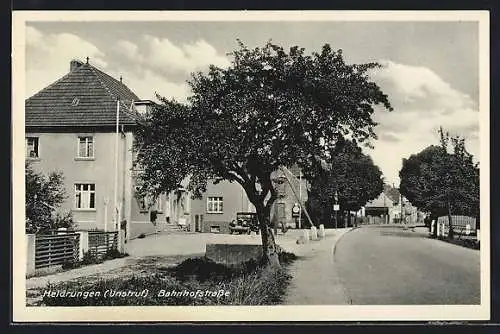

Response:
(25, 163), (69, 233)
(104, 248), (129, 260)
(279, 251), (297, 265)
(81, 251), (103, 265)
(165, 256), (262, 282)
(61, 260), (81, 270)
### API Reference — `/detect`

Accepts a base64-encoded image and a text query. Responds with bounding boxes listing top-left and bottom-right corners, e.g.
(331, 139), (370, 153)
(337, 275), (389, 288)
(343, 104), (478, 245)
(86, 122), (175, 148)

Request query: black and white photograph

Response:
(12, 10), (490, 322)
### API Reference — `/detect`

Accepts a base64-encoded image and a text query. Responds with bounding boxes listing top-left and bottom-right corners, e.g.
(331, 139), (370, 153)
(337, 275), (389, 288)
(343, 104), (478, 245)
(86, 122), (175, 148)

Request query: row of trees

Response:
(399, 127), (479, 239)
(134, 40), (393, 267)
(306, 137), (384, 227)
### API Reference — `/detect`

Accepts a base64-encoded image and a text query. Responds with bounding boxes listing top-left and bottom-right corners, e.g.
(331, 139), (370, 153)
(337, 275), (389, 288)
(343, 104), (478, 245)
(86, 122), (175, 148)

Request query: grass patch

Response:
(41, 253), (296, 306)
(60, 249), (129, 270)
(429, 235), (480, 250)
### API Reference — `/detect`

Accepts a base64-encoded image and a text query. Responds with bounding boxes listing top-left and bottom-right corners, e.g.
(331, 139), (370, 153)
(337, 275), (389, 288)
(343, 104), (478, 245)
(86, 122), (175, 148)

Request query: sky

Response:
(24, 20), (480, 186)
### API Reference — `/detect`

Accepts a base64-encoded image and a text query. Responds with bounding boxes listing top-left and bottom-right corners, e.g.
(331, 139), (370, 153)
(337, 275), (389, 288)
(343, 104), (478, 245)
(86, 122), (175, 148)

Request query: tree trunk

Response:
(447, 201), (454, 240)
(257, 211), (281, 268)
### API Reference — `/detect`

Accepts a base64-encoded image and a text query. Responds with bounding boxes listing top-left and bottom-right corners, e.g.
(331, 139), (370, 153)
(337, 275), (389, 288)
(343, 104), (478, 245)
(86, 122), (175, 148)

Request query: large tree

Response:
(306, 138), (384, 227)
(134, 41), (393, 266)
(399, 127), (479, 238)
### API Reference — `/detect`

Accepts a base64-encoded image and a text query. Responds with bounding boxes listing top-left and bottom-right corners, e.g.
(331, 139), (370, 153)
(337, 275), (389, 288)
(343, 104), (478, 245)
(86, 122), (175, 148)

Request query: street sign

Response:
(333, 204), (340, 211)
(292, 203), (301, 218)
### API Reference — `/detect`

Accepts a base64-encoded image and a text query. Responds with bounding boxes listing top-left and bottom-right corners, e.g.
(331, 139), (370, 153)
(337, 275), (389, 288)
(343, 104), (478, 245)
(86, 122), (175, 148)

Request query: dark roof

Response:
(25, 61), (142, 128)
(383, 184), (401, 204)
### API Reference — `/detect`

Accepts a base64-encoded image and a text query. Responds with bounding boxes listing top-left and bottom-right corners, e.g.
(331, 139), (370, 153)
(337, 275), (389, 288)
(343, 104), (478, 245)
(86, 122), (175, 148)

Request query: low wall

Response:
(205, 243), (263, 265)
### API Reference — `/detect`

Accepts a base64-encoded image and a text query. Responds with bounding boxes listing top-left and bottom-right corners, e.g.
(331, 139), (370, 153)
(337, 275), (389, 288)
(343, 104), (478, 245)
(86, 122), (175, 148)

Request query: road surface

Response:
(334, 225), (481, 304)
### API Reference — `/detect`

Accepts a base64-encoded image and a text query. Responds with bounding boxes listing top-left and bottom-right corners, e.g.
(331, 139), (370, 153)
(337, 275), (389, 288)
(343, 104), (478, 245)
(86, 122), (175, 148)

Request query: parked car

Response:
(229, 212), (259, 234)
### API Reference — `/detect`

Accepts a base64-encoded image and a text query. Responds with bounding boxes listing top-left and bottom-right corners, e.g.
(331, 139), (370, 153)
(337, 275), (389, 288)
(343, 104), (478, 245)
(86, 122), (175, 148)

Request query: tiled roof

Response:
(365, 192), (394, 208)
(384, 187), (401, 204)
(25, 61), (142, 128)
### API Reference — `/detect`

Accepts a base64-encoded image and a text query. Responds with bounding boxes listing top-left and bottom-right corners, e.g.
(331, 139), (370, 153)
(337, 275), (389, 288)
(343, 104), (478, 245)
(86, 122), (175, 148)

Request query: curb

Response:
(332, 227), (357, 259)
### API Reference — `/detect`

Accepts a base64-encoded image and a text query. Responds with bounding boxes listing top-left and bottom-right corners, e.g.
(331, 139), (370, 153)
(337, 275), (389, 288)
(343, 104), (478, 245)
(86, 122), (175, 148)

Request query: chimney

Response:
(70, 59), (84, 72)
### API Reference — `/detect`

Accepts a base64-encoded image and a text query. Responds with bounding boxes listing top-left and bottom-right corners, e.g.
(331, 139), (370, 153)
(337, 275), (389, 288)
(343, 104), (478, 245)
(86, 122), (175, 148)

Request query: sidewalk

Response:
(284, 227), (353, 305)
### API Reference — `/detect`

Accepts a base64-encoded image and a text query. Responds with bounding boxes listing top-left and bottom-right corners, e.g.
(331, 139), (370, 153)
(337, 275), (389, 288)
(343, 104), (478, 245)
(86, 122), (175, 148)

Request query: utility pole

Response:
(334, 191), (339, 229)
(113, 99), (120, 232)
(298, 170), (302, 229)
(279, 166), (315, 227)
(400, 191), (404, 225)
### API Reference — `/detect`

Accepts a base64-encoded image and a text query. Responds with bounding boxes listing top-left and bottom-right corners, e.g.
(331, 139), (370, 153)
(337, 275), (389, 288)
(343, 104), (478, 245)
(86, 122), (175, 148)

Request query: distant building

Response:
(363, 185), (421, 224)
(189, 165), (309, 233)
(364, 191), (396, 224)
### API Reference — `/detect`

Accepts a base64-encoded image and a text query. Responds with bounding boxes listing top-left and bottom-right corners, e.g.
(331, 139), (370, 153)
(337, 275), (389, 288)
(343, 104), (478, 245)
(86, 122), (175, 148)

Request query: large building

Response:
(25, 59), (308, 239)
(188, 165), (309, 234)
(25, 59), (163, 240)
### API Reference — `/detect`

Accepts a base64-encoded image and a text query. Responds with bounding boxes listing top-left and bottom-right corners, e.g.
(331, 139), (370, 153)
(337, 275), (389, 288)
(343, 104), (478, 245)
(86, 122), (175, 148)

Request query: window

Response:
(276, 180), (287, 198)
(77, 136), (94, 158)
(26, 137), (39, 158)
(207, 196), (223, 213)
(138, 198), (148, 212)
(75, 183), (96, 209)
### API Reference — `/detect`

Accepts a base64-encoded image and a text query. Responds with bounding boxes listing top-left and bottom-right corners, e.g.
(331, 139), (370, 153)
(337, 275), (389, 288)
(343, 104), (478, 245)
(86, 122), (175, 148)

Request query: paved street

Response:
(334, 225), (480, 304)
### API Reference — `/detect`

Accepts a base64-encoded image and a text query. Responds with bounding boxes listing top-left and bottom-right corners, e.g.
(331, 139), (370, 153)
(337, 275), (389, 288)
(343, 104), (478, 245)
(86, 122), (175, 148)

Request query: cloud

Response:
(110, 69), (190, 102)
(378, 133), (400, 143)
(25, 27), (192, 102)
(25, 26), (108, 97)
(371, 60), (476, 113)
(117, 36), (230, 74)
(116, 39), (142, 61)
(365, 61), (480, 185)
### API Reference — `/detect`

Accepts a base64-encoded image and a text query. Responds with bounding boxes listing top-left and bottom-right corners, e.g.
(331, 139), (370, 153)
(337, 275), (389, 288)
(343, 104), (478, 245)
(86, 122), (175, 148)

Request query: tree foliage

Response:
(306, 138), (384, 226)
(134, 40), (393, 264)
(25, 162), (71, 233)
(399, 127), (479, 237)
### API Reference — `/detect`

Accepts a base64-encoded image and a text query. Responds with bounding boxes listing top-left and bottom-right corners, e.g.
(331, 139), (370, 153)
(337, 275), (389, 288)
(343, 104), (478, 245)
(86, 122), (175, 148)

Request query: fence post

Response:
(318, 224), (326, 238)
(119, 230), (125, 253)
(26, 234), (36, 276)
(77, 231), (89, 261)
(310, 225), (318, 240)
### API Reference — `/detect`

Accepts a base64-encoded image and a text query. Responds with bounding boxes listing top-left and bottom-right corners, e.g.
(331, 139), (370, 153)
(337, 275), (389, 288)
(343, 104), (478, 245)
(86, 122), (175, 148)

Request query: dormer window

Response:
(71, 97), (80, 106)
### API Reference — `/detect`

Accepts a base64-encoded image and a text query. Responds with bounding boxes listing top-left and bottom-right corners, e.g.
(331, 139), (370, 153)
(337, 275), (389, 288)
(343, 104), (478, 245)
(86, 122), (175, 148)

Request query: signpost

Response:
(334, 191), (339, 229)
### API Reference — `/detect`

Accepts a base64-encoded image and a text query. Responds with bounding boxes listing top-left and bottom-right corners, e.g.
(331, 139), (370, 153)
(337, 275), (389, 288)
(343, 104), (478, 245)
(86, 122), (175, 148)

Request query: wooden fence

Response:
(436, 215), (477, 239)
(88, 231), (119, 259)
(35, 233), (80, 269)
